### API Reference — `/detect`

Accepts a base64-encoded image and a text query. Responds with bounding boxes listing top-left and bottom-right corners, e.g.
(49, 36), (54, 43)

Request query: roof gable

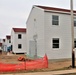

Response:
(6, 35), (11, 39)
(13, 28), (26, 33)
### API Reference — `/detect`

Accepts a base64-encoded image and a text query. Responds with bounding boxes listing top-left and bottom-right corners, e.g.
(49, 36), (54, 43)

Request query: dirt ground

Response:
(0, 52), (27, 64)
(48, 59), (72, 70)
(0, 52), (75, 73)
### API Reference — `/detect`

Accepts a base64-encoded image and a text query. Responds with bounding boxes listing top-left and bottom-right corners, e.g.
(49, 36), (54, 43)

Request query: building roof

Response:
(0, 43), (2, 46)
(13, 28), (26, 33)
(6, 35), (11, 39)
(35, 5), (76, 13)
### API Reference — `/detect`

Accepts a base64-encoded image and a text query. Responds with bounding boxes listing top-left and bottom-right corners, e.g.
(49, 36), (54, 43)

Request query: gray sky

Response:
(0, 0), (76, 38)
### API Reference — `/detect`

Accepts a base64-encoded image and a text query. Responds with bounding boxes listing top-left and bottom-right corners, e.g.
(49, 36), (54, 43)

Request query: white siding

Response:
(0, 39), (3, 43)
(26, 7), (45, 57)
(5, 37), (11, 52)
(2, 41), (7, 51)
(11, 30), (26, 53)
(44, 12), (72, 59)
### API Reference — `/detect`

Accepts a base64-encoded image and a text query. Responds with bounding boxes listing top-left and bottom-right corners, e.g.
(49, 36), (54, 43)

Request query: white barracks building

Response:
(11, 28), (27, 54)
(26, 5), (76, 59)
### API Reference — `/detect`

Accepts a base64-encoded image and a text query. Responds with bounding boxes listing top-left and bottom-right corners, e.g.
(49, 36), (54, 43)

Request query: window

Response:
(74, 17), (76, 26)
(18, 44), (22, 49)
(74, 39), (76, 48)
(52, 15), (59, 25)
(52, 38), (59, 48)
(9, 40), (11, 43)
(18, 34), (22, 39)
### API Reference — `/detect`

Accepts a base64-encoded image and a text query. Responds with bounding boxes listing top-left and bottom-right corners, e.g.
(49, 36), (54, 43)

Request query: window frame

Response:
(18, 44), (22, 49)
(52, 15), (59, 26)
(18, 34), (22, 39)
(52, 38), (59, 49)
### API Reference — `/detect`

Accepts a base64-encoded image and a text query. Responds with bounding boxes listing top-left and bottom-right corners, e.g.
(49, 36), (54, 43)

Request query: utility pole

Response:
(71, 0), (75, 68)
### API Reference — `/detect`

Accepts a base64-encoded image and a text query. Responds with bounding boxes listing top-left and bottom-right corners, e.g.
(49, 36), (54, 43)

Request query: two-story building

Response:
(5, 35), (11, 52)
(11, 28), (27, 54)
(26, 5), (76, 59)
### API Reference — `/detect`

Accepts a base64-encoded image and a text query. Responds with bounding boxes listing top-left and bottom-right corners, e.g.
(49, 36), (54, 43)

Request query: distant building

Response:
(26, 5), (76, 59)
(2, 39), (7, 51)
(5, 35), (11, 52)
(11, 28), (27, 53)
(0, 39), (4, 51)
(0, 39), (3, 43)
(0, 43), (2, 50)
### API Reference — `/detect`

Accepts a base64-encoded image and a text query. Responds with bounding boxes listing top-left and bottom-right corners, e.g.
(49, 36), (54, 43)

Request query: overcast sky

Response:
(0, 0), (76, 38)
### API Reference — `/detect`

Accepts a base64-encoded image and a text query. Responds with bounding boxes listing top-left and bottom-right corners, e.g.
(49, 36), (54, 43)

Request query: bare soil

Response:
(48, 59), (72, 70)
(0, 52), (27, 64)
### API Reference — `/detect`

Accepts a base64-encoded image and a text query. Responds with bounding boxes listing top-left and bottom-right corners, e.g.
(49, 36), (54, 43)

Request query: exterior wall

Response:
(0, 39), (3, 43)
(44, 12), (72, 59)
(0, 39), (3, 51)
(27, 6), (76, 59)
(11, 29), (15, 52)
(5, 38), (11, 52)
(11, 30), (26, 53)
(2, 41), (7, 51)
(26, 6), (45, 57)
(6, 39), (11, 47)
(0, 46), (2, 50)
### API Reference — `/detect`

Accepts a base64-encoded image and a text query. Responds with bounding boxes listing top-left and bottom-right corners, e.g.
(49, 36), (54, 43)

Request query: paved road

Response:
(1, 69), (76, 75)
